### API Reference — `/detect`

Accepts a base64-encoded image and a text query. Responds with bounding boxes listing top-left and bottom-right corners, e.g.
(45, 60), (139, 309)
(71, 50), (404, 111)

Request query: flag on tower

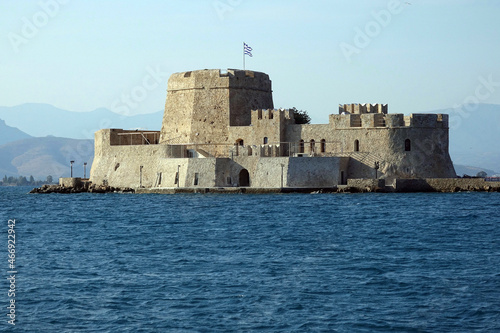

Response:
(244, 43), (253, 57)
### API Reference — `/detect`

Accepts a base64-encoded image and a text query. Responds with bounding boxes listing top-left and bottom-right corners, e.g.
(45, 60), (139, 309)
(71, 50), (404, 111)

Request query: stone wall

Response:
(91, 129), (346, 189)
(59, 177), (82, 188)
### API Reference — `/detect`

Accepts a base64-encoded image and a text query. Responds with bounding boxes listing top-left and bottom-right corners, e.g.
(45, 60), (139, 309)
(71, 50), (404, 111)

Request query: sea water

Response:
(0, 187), (499, 332)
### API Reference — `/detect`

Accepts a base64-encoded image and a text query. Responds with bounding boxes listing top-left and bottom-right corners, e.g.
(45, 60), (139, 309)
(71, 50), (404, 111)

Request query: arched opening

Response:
(239, 169), (250, 187)
(263, 137), (268, 144)
(310, 139), (315, 153)
(236, 139), (244, 146)
(320, 139), (326, 153)
(354, 139), (359, 152)
(405, 139), (411, 151)
(299, 140), (304, 153)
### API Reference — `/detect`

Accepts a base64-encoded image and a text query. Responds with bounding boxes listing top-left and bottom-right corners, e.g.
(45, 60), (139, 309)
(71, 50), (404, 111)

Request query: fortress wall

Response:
(227, 109), (295, 147)
(281, 122), (455, 179)
(383, 127), (455, 178)
(91, 138), (218, 188)
(227, 70), (274, 126)
(228, 156), (342, 188)
(228, 126), (254, 145)
(286, 157), (341, 187)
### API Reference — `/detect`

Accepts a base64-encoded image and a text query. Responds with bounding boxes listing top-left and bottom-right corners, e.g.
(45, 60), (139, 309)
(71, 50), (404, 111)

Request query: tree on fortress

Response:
(291, 108), (311, 124)
(477, 171), (487, 178)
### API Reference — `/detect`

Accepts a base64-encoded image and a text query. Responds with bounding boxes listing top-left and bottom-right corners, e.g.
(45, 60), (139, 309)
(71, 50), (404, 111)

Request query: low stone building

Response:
(90, 69), (456, 189)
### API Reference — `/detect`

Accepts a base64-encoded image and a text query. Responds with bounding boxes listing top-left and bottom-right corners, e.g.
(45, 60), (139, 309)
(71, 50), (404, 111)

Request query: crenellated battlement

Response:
(250, 108), (295, 124)
(339, 103), (388, 114)
(167, 69), (272, 93)
(330, 108), (449, 129)
(404, 114), (449, 128)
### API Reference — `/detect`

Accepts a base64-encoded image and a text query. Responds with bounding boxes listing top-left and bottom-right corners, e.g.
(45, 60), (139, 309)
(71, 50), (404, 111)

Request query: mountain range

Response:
(0, 119), (32, 145)
(0, 104), (163, 140)
(0, 135), (93, 180)
(0, 103), (498, 180)
(434, 103), (500, 173)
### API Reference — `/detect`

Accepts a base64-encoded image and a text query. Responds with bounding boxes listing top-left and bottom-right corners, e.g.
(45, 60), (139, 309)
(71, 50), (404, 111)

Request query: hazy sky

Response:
(1, 0), (499, 122)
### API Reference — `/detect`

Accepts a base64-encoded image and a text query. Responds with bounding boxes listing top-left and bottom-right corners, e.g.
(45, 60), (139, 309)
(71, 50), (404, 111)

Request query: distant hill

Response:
(454, 164), (498, 177)
(0, 119), (32, 145)
(425, 103), (500, 173)
(0, 136), (94, 180)
(0, 104), (163, 139)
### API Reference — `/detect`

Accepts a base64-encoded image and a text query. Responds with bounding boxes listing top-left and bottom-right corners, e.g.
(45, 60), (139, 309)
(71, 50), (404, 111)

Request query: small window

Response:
(354, 139), (359, 152)
(299, 140), (304, 153)
(263, 137), (268, 144)
(174, 172), (179, 184)
(227, 176), (232, 185)
(310, 139), (315, 153)
(194, 173), (199, 186)
(236, 139), (244, 146)
(320, 139), (326, 153)
(405, 139), (411, 151)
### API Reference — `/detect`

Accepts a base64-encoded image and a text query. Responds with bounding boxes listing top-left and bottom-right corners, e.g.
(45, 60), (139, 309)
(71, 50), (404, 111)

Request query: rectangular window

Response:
(194, 173), (199, 186)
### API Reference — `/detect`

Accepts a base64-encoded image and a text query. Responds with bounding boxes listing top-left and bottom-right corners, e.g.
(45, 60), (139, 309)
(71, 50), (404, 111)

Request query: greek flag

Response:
(244, 43), (253, 57)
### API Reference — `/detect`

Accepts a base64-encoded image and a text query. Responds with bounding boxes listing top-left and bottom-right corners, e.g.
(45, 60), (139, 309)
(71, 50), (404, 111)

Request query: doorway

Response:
(239, 169), (250, 187)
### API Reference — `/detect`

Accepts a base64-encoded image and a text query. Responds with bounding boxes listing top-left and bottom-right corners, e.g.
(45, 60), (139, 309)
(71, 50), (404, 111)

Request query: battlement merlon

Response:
(167, 69), (272, 93)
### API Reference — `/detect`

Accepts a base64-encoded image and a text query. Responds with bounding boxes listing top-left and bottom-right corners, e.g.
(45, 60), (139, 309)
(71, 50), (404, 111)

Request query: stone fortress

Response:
(89, 69), (457, 191)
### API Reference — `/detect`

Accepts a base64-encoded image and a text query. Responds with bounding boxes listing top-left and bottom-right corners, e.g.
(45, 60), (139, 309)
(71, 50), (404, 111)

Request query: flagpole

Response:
(243, 42), (245, 70)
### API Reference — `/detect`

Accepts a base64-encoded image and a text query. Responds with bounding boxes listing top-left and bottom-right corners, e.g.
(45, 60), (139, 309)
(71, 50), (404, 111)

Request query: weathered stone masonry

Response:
(90, 69), (456, 189)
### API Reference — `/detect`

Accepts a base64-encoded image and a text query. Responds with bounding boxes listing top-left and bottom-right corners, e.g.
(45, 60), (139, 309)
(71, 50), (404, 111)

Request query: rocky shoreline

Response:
(30, 183), (134, 194)
(29, 177), (500, 194)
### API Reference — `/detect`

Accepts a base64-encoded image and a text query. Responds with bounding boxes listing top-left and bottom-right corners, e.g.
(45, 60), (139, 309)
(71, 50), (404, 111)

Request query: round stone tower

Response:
(159, 69), (274, 144)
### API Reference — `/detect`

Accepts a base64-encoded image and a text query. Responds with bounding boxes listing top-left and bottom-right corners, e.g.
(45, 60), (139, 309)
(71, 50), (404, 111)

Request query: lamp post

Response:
(374, 161), (380, 179)
(84, 162), (87, 179)
(70, 160), (74, 178)
(140, 166), (143, 188)
(177, 165), (180, 188)
(281, 163), (284, 189)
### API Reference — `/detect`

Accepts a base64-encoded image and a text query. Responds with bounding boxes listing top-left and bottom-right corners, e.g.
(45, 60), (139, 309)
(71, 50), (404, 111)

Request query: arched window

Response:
(354, 139), (359, 152)
(299, 140), (304, 153)
(263, 137), (268, 144)
(320, 139), (326, 153)
(310, 139), (315, 153)
(405, 139), (411, 151)
(236, 139), (244, 146)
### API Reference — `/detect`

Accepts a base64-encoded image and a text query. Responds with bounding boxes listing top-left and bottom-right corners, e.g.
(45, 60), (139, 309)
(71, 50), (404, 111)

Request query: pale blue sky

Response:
(1, 0), (499, 123)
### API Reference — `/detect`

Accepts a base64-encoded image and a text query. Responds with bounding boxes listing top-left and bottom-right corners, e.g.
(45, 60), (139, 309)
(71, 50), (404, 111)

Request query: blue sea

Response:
(0, 187), (499, 332)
